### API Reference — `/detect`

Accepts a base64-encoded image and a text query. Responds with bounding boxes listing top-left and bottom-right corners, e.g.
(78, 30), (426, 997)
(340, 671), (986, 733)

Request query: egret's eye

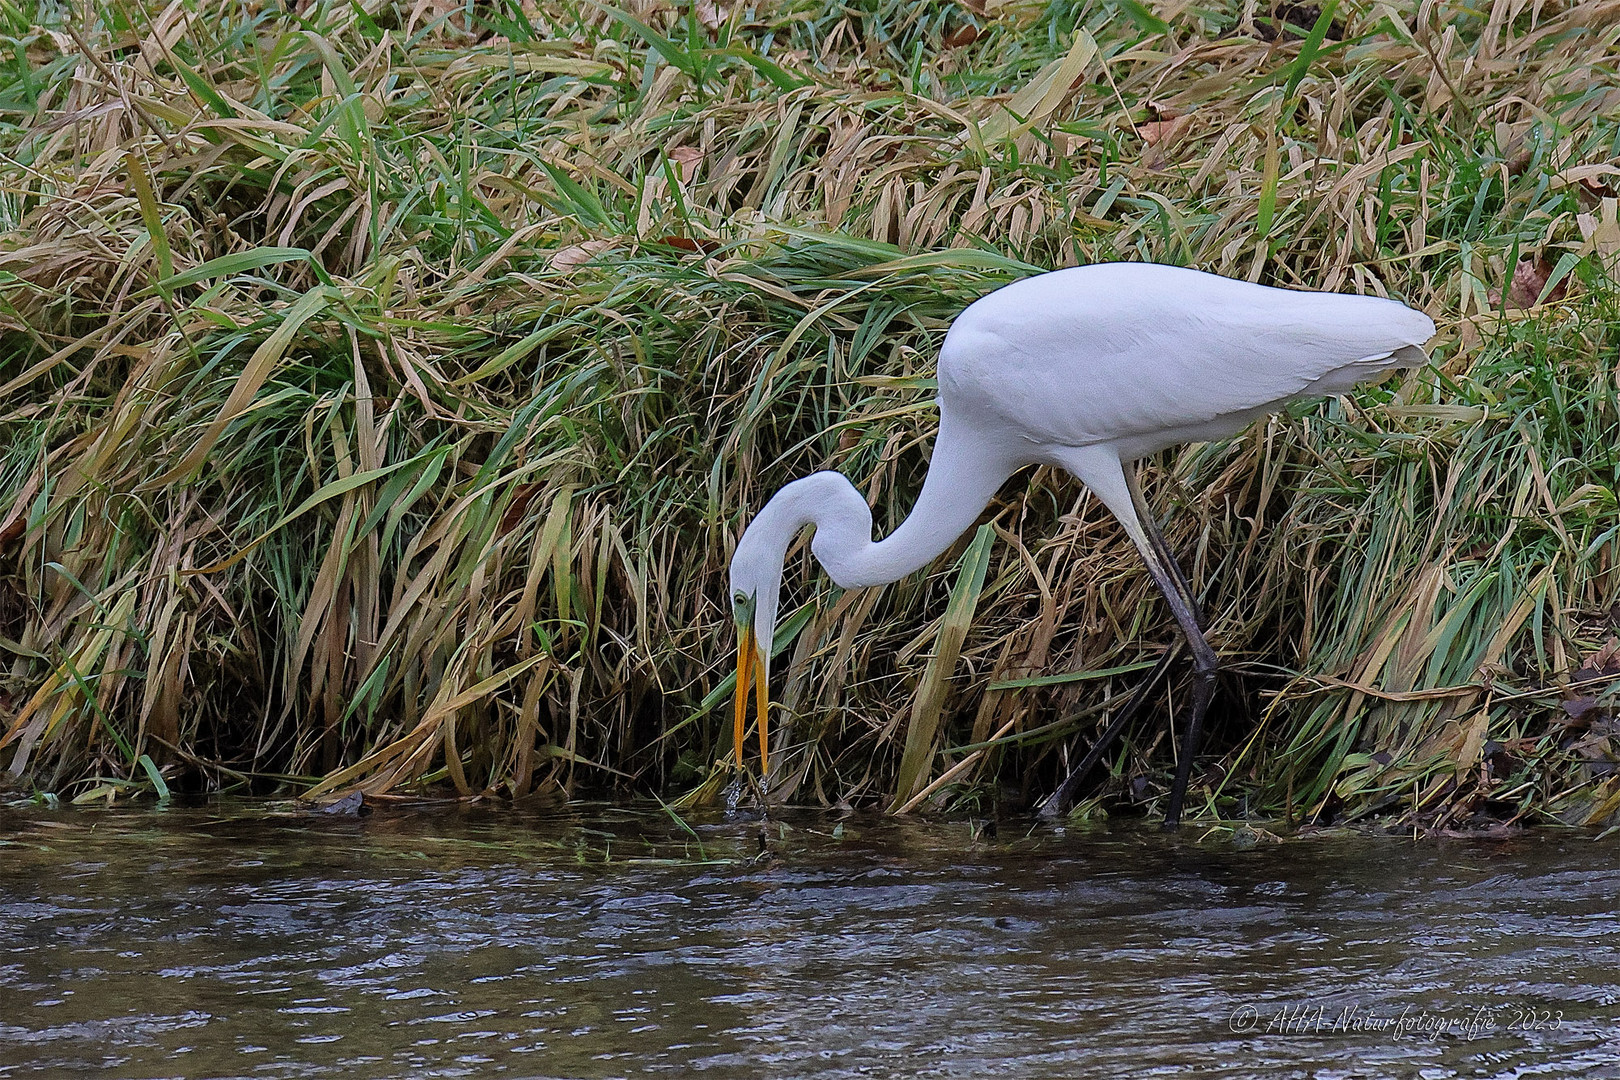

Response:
(732, 591), (747, 606)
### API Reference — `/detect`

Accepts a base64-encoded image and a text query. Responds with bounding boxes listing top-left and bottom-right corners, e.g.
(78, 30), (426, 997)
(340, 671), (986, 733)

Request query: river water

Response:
(1, 802), (1617, 1079)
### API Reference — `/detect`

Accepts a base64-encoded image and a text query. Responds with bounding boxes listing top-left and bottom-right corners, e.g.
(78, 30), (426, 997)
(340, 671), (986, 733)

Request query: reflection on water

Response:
(1, 803), (1618, 1079)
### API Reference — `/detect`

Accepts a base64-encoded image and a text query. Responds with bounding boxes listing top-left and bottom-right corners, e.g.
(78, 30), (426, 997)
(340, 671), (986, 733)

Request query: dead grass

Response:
(0, 0), (1617, 825)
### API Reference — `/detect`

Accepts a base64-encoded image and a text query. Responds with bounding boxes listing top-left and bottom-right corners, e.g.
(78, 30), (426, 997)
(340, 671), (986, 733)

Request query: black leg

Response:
(1048, 451), (1219, 828)
(1038, 640), (1180, 819)
(1121, 462), (1215, 826)
(1137, 552), (1216, 827)
(1164, 656), (1215, 827)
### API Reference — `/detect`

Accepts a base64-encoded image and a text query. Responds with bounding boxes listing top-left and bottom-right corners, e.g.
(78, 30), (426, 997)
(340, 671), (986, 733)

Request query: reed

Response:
(1, 0), (1616, 826)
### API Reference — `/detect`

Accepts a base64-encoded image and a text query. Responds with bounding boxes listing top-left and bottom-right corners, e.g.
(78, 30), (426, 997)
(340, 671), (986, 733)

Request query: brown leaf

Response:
(500, 484), (542, 533)
(667, 145), (703, 183)
(1579, 176), (1613, 203)
(944, 23), (980, 48)
(695, 0), (728, 30)
(655, 235), (719, 254)
(1140, 113), (1194, 167)
(1142, 113), (1193, 147)
(1563, 697), (1601, 724)
(1577, 636), (1620, 679)
(549, 239), (613, 270)
(1488, 256), (1566, 309)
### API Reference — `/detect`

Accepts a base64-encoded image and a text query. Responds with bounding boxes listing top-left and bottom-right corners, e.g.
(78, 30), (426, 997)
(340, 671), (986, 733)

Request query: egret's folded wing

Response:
(939, 265), (1434, 448)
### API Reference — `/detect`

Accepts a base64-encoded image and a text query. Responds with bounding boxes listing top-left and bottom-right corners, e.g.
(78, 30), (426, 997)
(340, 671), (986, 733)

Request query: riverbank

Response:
(1, 1), (1616, 822)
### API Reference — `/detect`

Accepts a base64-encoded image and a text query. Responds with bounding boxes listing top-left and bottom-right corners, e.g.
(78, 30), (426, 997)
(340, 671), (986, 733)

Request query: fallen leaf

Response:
(695, 0), (728, 30)
(1570, 636), (1620, 687)
(320, 791), (370, 816)
(667, 145), (703, 183)
(1552, 163), (1620, 194)
(1142, 113), (1192, 146)
(1563, 696), (1602, 724)
(549, 239), (613, 270)
(654, 235), (719, 254)
(1140, 112), (1194, 167)
(500, 484), (542, 532)
(944, 23), (980, 47)
(1487, 256), (1567, 309)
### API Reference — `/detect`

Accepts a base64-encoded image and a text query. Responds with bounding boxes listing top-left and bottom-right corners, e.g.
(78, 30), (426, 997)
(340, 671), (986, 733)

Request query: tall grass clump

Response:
(1, 0), (1616, 826)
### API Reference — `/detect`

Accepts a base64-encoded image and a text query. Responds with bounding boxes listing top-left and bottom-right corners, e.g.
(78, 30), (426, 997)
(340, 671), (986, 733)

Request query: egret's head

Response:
(732, 514), (787, 676)
(727, 475), (849, 776)
(727, 518), (784, 774)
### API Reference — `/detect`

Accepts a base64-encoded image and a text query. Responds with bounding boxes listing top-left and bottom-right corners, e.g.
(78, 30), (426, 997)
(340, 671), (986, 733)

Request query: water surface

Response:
(2, 803), (1617, 1078)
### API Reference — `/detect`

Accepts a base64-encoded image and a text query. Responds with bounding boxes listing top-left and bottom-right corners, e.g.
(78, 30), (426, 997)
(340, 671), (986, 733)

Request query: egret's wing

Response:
(939, 265), (1435, 448)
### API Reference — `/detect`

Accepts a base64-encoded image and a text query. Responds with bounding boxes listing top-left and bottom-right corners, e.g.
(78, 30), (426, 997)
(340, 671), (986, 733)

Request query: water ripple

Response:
(2, 806), (1618, 1079)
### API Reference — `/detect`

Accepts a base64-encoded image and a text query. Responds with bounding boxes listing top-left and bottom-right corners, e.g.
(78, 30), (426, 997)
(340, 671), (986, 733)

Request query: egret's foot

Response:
(721, 766), (770, 815)
(723, 771), (762, 812)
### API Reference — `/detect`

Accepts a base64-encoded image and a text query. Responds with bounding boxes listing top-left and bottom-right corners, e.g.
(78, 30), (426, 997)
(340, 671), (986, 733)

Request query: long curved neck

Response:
(748, 409), (1019, 591)
(732, 409), (1019, 673)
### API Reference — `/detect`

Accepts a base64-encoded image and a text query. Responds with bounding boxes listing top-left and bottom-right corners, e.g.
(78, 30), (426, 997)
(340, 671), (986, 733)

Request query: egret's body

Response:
(729, 263), (1435, 823)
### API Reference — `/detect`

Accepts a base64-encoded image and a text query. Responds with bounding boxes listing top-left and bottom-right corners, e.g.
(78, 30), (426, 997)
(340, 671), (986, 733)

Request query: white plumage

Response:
(727, 262), (1435, 821)
(941, 263), (1434, 455)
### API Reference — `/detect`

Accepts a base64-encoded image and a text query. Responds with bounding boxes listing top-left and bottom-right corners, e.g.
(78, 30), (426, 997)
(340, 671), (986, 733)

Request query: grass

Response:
(1, 0), (1617, 827)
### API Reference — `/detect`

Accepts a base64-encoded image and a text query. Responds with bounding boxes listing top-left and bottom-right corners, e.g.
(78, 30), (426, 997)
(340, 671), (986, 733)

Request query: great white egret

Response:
(728, 262), (1435, 824)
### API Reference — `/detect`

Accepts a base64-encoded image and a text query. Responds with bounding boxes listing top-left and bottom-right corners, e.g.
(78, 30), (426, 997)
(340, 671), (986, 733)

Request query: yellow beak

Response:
(733, 625), (769, 774)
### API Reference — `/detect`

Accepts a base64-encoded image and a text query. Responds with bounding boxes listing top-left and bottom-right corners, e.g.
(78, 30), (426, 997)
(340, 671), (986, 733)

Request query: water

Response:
(2, 803), (1617, 1079)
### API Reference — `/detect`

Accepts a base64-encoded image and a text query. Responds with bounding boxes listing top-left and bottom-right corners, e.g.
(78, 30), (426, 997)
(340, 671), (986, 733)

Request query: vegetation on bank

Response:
(1, 0), (1616, 825)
